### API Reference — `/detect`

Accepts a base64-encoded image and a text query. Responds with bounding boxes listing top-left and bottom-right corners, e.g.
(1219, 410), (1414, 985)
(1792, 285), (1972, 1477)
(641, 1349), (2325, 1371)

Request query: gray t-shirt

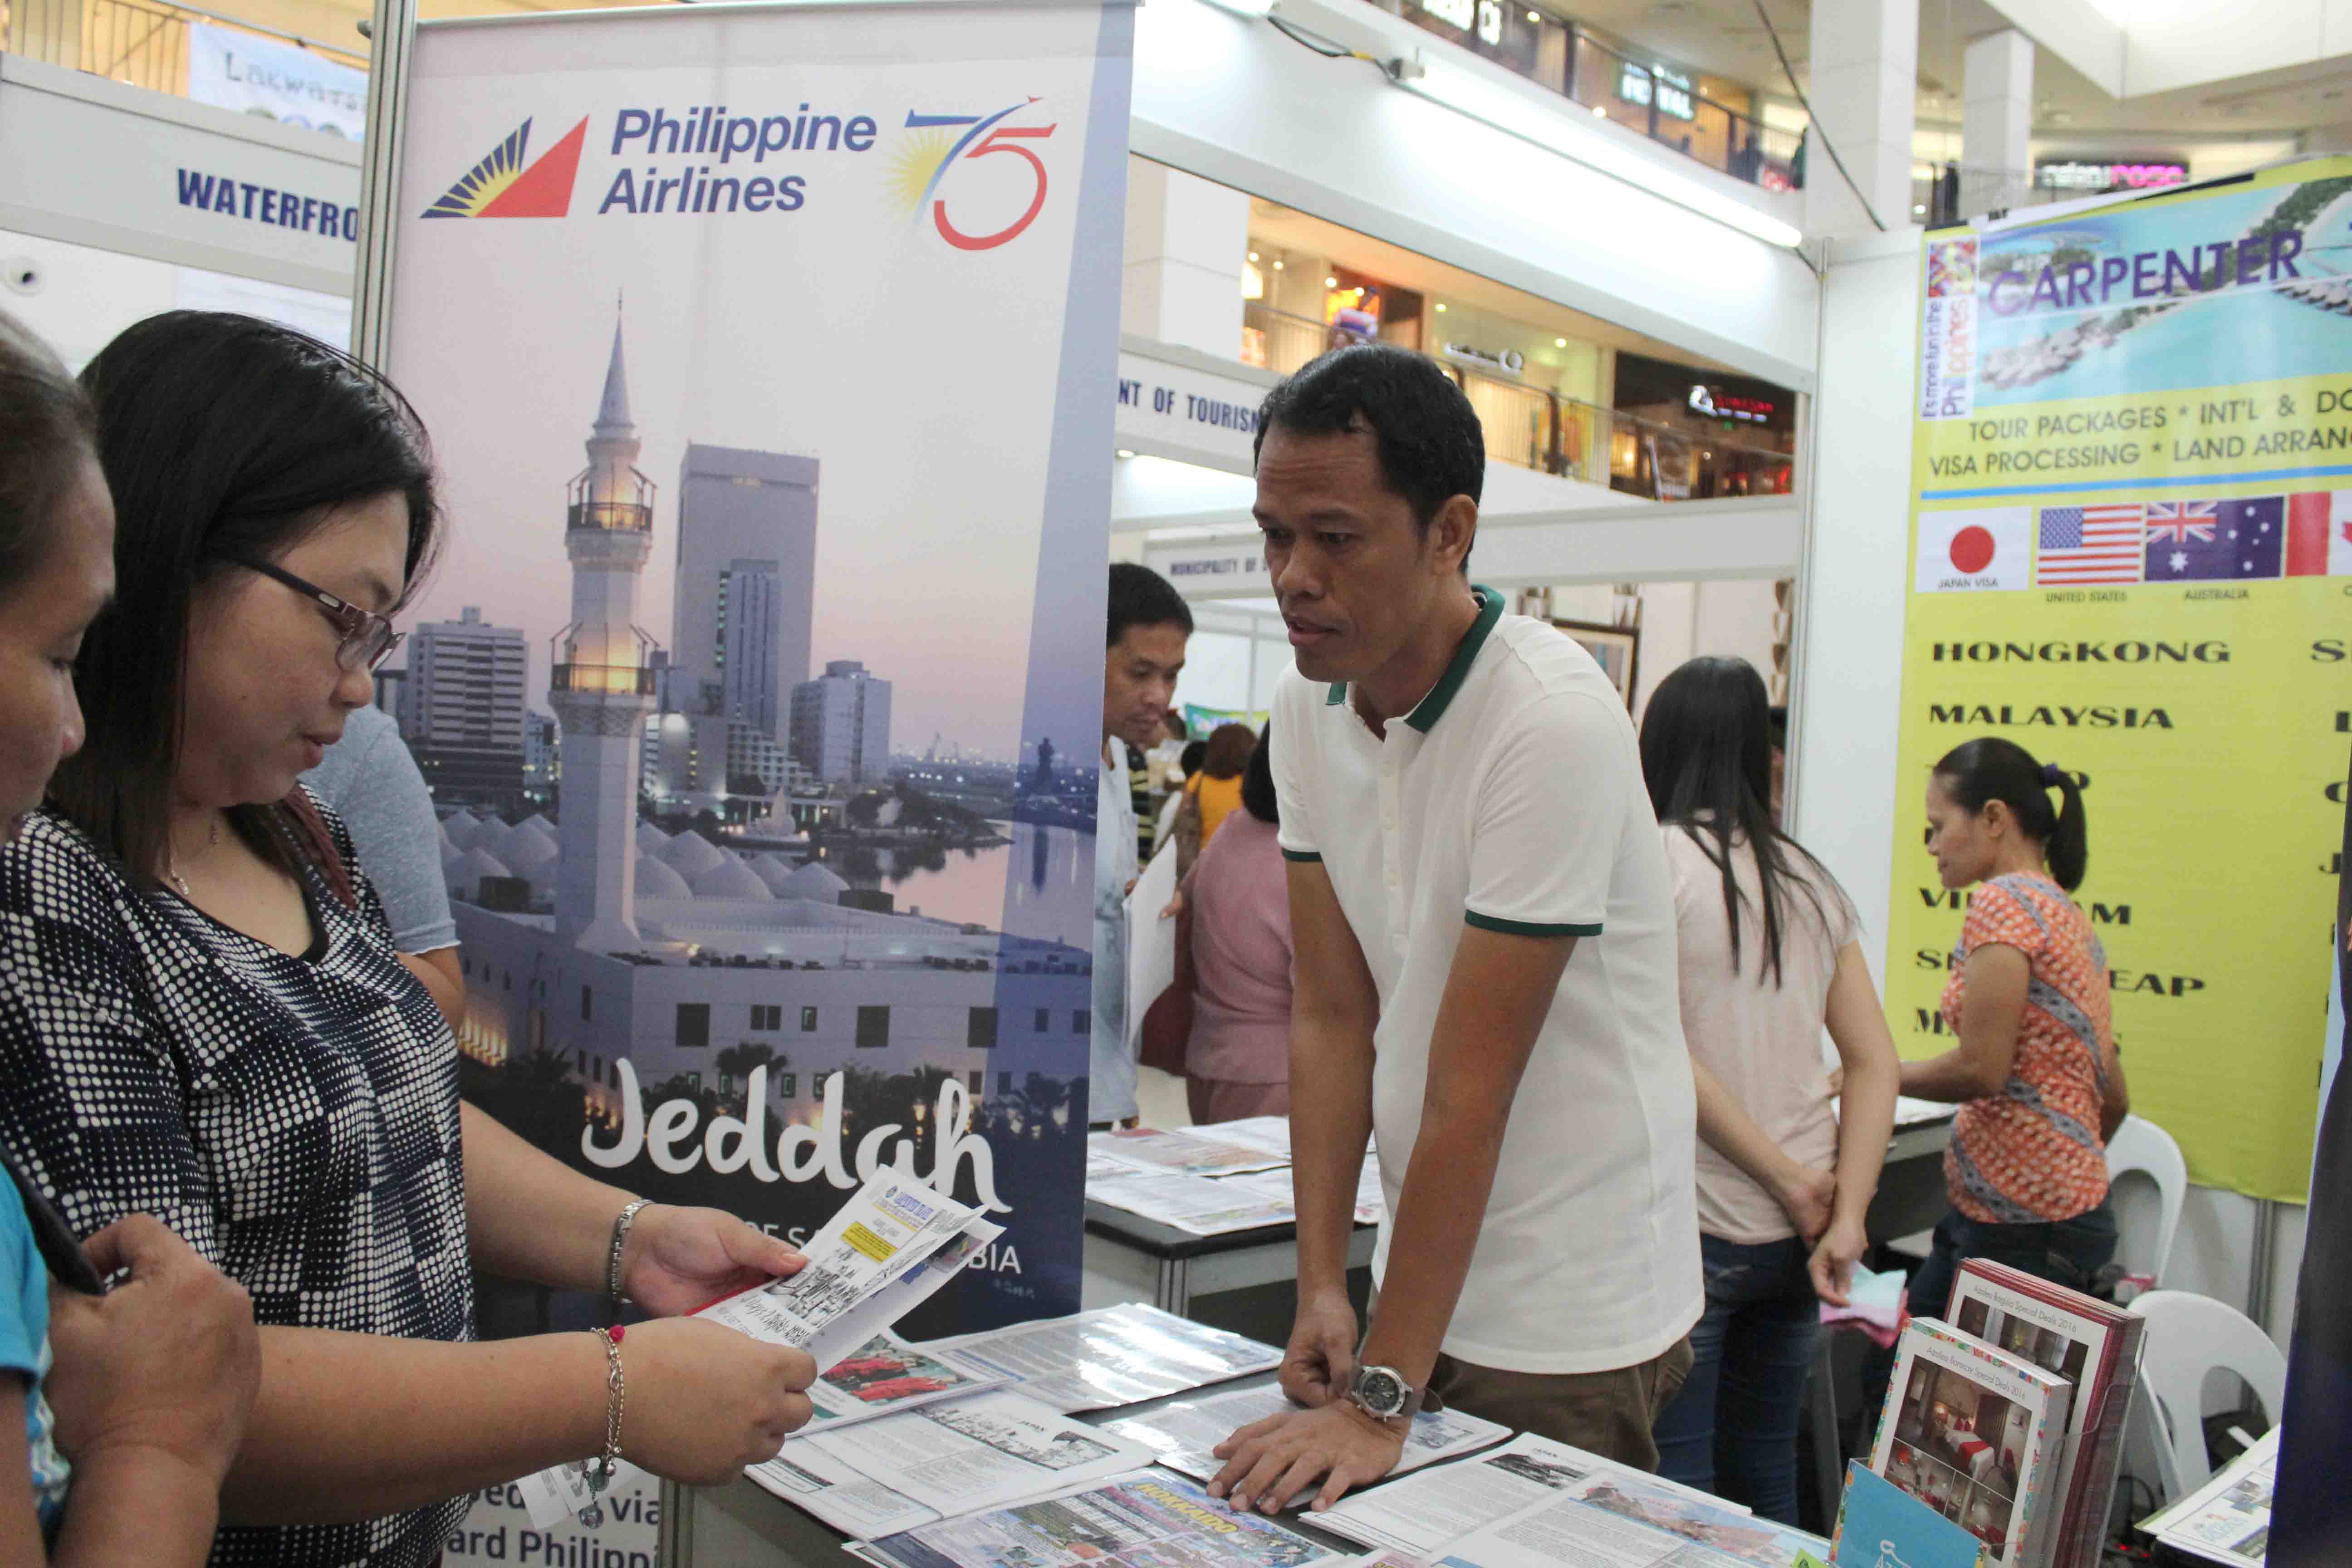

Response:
(300, 704), (458, 955)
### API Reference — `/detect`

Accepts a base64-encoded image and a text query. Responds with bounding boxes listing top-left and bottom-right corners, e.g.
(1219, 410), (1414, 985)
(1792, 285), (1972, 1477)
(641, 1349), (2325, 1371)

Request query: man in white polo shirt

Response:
(1210, 343), (1700, 1514)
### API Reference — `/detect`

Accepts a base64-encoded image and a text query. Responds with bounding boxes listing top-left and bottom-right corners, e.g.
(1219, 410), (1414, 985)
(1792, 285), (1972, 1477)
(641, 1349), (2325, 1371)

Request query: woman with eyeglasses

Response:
(0, 313), (818, 1568)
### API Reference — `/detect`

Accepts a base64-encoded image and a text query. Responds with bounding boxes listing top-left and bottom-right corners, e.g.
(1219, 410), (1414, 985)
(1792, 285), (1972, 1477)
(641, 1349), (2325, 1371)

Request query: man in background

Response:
(1094, 563), (1191, 1129)
(303, 702), (465, 1029)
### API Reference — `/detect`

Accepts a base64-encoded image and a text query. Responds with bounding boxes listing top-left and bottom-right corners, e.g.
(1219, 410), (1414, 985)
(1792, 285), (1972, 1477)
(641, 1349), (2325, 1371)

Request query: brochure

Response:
(744, 1444), (942, 1539)
(1089, 1125), (1291, 1177)
(935, 1302), (1282, 1412)
(1098, 1382), (1509, 1487)
(1831, 1462), (1990, 1568)
(807, 1332), (1007, 1428)
(2146, 1426), (2275, 1566)
(1089, 1170), (1297, 1235)
(860, 1470), (1352, 1568)
(1946, 1259), (2145, 1568)
(1207, 1116), (1297, 1161)
(1315, 1432), (1737, 1558)
(1871, 1319), (2074, 1568)
(801, 1391), (1156, 1518)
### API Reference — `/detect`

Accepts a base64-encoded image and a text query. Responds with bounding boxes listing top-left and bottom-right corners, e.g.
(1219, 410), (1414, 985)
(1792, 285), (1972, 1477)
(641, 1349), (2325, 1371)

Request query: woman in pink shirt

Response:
(1176, 728), (1293, 1124)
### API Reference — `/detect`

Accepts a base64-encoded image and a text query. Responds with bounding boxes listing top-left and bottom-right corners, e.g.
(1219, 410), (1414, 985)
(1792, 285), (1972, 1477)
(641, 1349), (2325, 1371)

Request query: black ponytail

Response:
(1932, 737), (2091, 891)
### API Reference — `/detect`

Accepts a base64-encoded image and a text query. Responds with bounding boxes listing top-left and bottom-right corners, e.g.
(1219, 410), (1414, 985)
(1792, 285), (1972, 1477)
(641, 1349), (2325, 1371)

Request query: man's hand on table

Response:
(1208, 1400), (1405, 1514)
(1276, 1289), (1358, 1408)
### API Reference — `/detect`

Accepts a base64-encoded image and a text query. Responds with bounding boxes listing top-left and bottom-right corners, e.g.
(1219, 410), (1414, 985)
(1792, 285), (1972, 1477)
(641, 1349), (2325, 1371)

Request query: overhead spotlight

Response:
(1436, 302), (1448, 312)
(1325, 275), (1338, 287)
(1554, 337), (1567, 347)
(1525, 7), (1538, 17)
(1913, 203), (1926, 215)
(1117, 450), (1137, 459)
(1248, 250), (1260, 261)
(1593, 104), (1608, 116)
(1272, 260), (1284, 270)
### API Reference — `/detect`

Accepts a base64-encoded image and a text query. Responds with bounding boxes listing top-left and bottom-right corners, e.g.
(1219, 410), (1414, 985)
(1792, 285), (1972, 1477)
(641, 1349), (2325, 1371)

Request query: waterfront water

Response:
(818, 822), (1093, 941)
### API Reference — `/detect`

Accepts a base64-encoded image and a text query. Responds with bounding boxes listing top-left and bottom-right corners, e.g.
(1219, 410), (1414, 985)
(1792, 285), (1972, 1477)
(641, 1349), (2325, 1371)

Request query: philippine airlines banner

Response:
(1889, 158), (2352, 1202)
(382, 9), (1127, 1553)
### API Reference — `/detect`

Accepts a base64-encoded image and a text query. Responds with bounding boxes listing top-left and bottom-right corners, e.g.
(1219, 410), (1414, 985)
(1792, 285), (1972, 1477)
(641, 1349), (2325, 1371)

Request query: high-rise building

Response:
(672, 443), (818, 793)
(550, 313), (659, 953)
(398, 605), (527, 813)
(522, 711), (560, 804)
(791, 660), (892, 786)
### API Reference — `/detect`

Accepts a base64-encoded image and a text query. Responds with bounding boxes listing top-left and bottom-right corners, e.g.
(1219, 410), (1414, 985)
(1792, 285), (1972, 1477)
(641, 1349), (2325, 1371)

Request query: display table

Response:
(658, 1372), (1370, 1568)
(1081, 1202), (1380, 1317)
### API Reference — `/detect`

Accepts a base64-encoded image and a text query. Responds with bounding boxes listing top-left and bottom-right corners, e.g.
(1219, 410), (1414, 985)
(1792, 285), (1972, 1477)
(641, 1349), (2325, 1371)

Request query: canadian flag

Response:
(1916, 507), (2031, 593)
(2283, 492), (2352, 576)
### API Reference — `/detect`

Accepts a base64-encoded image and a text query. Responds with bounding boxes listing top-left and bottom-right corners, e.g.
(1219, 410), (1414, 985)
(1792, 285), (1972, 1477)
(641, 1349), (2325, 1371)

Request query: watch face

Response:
(1357, 1368), (1406, 1416)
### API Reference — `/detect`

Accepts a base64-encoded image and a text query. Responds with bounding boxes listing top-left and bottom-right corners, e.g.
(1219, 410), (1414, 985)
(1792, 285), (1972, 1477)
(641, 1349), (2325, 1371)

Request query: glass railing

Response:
(6, 0), (367, 101)
(1362, 0), (1802, 190)
(553, 663), (657, 696)
(1240, 303), (1796, 500)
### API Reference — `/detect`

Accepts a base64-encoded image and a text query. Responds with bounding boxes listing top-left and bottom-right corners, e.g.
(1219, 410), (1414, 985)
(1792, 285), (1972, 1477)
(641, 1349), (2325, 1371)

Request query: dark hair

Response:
(1162, 711), (1189, 740)
(57, 311), (441, 889)
(1931, 737), (2089, 891)
(0, 311), (98, 600)
(1178, 740), (1207, 778)
(1201, 722), (1255, 781)
(1108, 561), (1191, 647)
(1253, 342), (1485, 551)
(1640, 657), (1844, 986)
(1240, 723), (1279, 826)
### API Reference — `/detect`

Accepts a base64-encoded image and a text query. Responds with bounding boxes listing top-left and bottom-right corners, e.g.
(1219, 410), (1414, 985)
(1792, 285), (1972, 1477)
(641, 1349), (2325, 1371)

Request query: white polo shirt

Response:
(1270, 587), (1701, 1374)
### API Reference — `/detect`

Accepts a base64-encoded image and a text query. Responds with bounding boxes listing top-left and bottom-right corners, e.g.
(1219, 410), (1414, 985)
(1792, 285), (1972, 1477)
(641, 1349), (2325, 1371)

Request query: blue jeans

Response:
(1652, 1234), (1821, 1525)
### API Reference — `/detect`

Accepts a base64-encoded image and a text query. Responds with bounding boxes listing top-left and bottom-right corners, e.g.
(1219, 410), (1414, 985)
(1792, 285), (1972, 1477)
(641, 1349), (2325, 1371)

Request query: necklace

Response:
(166, 818), (220, 899)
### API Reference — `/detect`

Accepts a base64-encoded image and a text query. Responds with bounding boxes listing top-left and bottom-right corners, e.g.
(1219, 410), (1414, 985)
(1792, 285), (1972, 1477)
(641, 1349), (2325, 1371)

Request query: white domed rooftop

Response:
(440, 809), (482, 851)
(439, 843), (463, 872)
(471, 817), (517, 857)
(634, 854), (691, 900)
(777, 862), (848, 902)
(749, 854), (799, 893)
(503, 827), (559, 871)
(518, 813), (554, 836)
(448, 846), (511, 895)
(660, 832), (728, 877)
(691, 856), (774, 901)
(635, 821), (672, 853)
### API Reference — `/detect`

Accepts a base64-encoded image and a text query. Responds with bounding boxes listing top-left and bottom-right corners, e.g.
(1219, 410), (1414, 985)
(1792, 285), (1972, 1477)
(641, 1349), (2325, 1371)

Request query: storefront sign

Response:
(1688, 384), (1774, 423)
(1114, 346), (1277, 474)
(187, 23), (368, 141)
(1147, 539), (1269, 592)
(2034, 158), (2188, 193)
(1619, 61), (1694, 122)
(1891, 157), (2352, 1202)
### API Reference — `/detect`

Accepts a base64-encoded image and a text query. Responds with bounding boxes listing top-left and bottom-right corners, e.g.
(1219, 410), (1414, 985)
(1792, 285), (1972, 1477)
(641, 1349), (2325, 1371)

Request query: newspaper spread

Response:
(1205, 1116), (1296, 1161)
(936, 1303), (1282, 1412)
(1100, 1382), (1509, 1487)
(1089, 1126), (1290, 1177)
(1089, 1171), (1296, 1235)
(861, 1469), (1354, 1568)
(745, 1443), (943, 1539)
(1430, 1468), (1830, 1568)
(806, 1332), (1008, 1429)
(2152, 1427), (2276, 1565)
(1317, 1434), (1747, 1559)
(799, 1390), (1156, 1518)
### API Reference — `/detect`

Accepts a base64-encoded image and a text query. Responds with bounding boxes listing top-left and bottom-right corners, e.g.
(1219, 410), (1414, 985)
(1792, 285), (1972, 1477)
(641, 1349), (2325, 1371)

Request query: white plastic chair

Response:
(2128, 1290), (2286, 1497)
(2105, 1114), (2187, 1287)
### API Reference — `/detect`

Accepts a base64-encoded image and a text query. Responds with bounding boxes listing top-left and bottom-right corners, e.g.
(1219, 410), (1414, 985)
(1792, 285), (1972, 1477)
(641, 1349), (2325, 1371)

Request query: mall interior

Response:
(0, 0), (2347, 1561)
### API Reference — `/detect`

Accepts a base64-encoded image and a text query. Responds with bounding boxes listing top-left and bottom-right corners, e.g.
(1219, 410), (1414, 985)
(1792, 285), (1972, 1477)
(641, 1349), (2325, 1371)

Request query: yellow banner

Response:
(1892, 159), (2352, 1201)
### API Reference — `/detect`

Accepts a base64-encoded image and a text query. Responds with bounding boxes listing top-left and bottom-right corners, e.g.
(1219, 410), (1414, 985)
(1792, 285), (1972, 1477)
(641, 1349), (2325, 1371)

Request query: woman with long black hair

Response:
(1901, 737), (2130, 1325)
(1641, 658), (1899, 1524)
(0, 313), (816, 1568)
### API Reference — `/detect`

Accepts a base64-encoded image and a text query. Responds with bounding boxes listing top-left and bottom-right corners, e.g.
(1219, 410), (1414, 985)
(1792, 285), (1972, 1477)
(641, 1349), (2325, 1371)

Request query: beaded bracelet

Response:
(580, 1324), (627, 1529)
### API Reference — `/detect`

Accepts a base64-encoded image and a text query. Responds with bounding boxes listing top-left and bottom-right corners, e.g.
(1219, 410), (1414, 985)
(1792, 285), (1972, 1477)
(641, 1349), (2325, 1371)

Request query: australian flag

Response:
(2144, 498), (2284, 581)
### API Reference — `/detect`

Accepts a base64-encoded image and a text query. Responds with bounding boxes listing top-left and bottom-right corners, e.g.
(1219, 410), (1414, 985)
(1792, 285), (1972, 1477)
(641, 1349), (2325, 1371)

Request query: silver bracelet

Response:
(580, 1326), (627, 1529)
(607, 1197), (652, 1319)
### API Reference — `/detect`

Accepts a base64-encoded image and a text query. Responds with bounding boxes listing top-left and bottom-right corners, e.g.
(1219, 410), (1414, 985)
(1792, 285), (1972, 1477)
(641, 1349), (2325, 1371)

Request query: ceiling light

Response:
(1325, 275), (1338, 287)
(1554, 337), (1567, 347)
(1272, 260), (1284, 270)
(1525, 7), (1539, 17)
(1248, 250), (1260, 261)
(1396, 59), (1804, 248)
(1436, 302), (1448, 312)
(1913, 203), (1926, 214)
(1593, 104), (1608, 117)
(1116, 449), (1136, 459)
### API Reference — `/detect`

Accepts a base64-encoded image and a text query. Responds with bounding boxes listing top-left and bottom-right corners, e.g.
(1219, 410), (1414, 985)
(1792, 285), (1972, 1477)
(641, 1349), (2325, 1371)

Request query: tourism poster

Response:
(1891, 157), (2352, 1200)
(379, 4), (1132, 1551)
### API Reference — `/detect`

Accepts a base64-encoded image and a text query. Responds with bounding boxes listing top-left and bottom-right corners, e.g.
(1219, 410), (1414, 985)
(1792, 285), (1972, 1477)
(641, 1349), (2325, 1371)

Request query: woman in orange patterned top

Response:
(1900, 737), (2131, 1324)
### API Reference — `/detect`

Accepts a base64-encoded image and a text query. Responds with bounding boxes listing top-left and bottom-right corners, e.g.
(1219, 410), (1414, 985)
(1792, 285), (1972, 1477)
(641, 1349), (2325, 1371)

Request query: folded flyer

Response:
(934, 1302), (1281, 1412)
(799, 1391), (1157, 1521)
(1430, 1467), (1828, 1568)
(2150, 1426), (2274, 1566)
(1870, 1318), (2073, 1568)
(859, 1469), (1353, 1568)
(805, 1332), (1008, 1430)
(1099, 1382), (1508, 1489)
(1832, 1462), (1990, 1568)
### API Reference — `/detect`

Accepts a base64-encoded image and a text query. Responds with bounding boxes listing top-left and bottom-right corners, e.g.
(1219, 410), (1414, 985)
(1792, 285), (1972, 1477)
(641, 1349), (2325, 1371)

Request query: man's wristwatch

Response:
(1343, 1363), (1435, 1424)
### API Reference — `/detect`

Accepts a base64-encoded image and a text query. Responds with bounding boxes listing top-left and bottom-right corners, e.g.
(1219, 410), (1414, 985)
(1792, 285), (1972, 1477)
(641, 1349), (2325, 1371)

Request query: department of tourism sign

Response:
(1890, 157), (2352, 1201)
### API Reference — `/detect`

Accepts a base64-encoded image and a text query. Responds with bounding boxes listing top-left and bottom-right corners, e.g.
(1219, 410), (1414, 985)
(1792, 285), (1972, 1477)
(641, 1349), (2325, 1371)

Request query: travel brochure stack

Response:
(1084, 1119), (1385, 1236)
(1847, 1259), (2146, 1568)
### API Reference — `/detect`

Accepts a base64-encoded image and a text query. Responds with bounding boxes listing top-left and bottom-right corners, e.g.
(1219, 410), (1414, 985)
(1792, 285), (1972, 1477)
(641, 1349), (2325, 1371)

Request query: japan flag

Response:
(1916, 507), (2031, 593)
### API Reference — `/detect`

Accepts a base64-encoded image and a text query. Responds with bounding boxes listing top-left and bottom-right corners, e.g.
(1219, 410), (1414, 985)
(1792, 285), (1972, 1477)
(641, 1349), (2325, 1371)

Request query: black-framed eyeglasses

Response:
(222, 555), (404, 672)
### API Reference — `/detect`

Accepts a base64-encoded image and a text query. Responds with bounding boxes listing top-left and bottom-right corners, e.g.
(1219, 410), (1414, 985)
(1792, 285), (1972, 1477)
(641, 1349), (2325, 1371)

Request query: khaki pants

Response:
(1430, 1338), (1695, 1472)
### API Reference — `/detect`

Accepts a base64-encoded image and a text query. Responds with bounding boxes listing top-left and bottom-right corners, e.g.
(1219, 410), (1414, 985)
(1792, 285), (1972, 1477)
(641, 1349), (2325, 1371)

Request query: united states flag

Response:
(2035, 504), (2144, 584)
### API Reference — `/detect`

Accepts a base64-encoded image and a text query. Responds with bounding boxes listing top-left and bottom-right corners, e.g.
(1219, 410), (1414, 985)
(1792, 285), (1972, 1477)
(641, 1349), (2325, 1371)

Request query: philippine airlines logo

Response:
(423, 116), (589, 218)
(890, 99), (1057, 251)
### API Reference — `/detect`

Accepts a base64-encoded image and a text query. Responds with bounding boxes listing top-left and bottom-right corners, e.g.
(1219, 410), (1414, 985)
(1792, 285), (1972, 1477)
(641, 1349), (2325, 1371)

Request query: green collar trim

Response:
(1403, 585), (1503, 734)
(1326, 681), (1349, 706)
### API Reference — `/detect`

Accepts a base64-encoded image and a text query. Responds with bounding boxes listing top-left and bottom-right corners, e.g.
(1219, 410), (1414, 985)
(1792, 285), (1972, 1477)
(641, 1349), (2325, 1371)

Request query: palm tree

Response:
(716, 1041), (779, 1106)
